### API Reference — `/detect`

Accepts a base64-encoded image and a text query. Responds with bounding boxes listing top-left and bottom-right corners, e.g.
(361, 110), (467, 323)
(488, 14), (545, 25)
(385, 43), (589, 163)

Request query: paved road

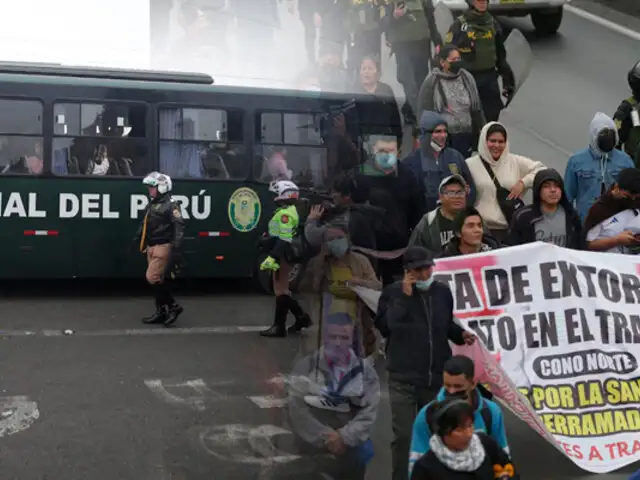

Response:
(0, 280), (637, 479)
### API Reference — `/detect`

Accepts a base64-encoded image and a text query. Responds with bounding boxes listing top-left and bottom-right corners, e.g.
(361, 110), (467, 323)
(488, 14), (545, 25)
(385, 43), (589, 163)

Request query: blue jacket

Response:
(408, 387), (509, 477)
(404, 111), (477, 213)
(630, 469), (640, 480)
(564, 112), (634, 222)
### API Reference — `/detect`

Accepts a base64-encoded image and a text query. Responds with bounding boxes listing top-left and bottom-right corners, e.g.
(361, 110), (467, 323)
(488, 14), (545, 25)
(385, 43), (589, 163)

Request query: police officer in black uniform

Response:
(614, 60), (640, 166)
(135, 172), (185, 327)
(444, 0), (514, 122)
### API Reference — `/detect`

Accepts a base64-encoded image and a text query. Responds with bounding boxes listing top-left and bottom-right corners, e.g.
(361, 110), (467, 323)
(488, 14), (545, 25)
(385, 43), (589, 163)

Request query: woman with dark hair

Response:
(355, 55), (403, 146)
(411, 398), (518, 480)
(465, 122), (545, 242)
(417, 44), (485, 156)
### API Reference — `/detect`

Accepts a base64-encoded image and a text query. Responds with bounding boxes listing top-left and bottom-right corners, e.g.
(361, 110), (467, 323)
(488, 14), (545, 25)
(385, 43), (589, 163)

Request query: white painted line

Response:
(248, 395), (289, 409)
(2, 325), (271, 338)
(565, 4), (640, 42)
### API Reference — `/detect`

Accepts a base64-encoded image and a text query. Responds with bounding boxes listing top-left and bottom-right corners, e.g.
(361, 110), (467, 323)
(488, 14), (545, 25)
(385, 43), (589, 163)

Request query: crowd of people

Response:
(250, 0), (640, 479)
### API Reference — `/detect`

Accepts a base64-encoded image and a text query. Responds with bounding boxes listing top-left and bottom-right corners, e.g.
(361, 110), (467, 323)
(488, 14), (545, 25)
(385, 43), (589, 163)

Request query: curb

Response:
(566, 0), (640, 35)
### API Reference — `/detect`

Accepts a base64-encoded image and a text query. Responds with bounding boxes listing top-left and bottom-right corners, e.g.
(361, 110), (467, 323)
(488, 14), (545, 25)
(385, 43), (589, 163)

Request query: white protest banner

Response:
(352, 242), (640, 473)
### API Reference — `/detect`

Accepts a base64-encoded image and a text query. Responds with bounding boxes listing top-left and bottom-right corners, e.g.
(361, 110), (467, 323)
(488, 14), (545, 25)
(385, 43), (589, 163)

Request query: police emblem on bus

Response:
(228, 188), (261, 232)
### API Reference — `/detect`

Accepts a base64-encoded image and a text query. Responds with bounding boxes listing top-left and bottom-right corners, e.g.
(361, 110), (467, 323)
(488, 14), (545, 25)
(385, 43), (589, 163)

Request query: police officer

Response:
(614, 60), (640, 167)
(136, 172), (184, 327)
(445, 0), (514, 122)
(260, 180), (312, 337)
(385, 0), (440, 125)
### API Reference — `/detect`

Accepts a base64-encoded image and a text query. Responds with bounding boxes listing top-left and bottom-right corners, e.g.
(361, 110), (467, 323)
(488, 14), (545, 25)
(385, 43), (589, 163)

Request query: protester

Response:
(583, 167), (640, 253)
(355, 55), (402, 142)
(409, 397), (518, 480)
(409, 356), (510, 475)
(466, 122), (545, 242)
(287, 311), (380, 480)
(298, 222), (382, 361)
(356, 134), (425, 285)
(564, 112), (634, 222)
(508, 168), (584, 249)
(295, 41), (349, 92)
(440, 207), (500, 257)
(375, 245), (475, 480)
(404, 111), (476, 212)
(417, 45), (485, 156)
(409, 175), (469, 256)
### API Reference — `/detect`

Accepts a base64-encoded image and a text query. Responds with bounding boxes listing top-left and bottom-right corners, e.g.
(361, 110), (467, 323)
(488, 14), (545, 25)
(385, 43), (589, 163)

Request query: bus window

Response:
(0, 99), (44, 176)
(255, 111), (327, 190)
(52, 102), (150, 177)
(158, 107), (246, 180)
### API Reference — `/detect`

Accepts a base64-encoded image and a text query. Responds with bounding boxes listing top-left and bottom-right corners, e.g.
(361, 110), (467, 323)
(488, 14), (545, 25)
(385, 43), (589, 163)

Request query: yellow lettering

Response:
(582, 414), (596, 435)
(553, 414), (568, 435)
(559, 386), (575, 408)
(614, 410), (629, 431)
(629, 410), (640, 430)
(593, 412), (615, 435)
(567, 415), (581, 436)
(541, 414), (555, 433)
(531, 386), (545, 410)
(606, 379), (621, 404)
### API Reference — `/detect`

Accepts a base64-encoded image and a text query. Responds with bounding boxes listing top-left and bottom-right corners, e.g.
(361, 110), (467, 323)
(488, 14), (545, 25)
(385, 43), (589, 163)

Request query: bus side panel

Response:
(0, 178), (75, 279)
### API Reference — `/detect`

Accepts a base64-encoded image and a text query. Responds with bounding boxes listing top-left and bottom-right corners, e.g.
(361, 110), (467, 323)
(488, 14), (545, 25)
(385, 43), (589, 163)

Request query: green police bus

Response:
(0, 62), (395, 282)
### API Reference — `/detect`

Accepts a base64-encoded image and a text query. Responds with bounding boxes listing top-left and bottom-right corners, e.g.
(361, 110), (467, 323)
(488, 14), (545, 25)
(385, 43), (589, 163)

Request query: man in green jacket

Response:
(408, 175), (468, 255)
(385, 0), (440, 124)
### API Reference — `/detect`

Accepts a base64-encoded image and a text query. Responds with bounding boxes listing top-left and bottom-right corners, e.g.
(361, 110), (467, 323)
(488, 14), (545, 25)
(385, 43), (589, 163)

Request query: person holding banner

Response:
(375, 245), (475, 480)
(409, 356), (510, 475)
(440, 206), (500, 257)
(507, 168), (584, 249)
(583, 167), (640, 253)
(409, 397), (518, 480)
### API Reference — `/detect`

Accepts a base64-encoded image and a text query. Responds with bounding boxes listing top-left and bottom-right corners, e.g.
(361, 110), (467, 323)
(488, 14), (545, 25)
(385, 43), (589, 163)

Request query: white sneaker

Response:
(303, 395), (351, 413)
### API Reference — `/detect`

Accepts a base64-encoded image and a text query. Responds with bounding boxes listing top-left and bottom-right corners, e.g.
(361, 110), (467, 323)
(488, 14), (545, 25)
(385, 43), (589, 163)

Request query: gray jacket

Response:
(287, 349), (380, 449)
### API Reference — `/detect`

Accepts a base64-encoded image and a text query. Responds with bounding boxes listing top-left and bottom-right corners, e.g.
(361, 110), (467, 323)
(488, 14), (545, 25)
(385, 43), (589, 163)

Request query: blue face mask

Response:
(415, 277), (434, 291)
(374, 152), (397, 170)
(327, 238), (349, 257)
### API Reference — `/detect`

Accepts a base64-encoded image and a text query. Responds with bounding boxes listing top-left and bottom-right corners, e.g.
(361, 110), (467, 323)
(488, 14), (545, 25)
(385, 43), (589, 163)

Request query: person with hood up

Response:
(404, 111), (476, 213)
(465, 121), (545, 242)
(375, 245), (475, 480)
(440, 206), (500, 258)
(564, 112), (634, 223)
(417, 45), (485, 156)
(583, 167), (640, 254)
(508, 168), (584, 249)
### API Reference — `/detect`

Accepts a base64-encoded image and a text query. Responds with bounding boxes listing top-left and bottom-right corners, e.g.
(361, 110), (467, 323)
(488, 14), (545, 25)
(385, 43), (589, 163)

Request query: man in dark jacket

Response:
(508, 168), (584, 249)
(356, 135), (426, 284)
(404, 111), (476, 212)
(375, 245), (475, 480)
(440, 206), (500, 257)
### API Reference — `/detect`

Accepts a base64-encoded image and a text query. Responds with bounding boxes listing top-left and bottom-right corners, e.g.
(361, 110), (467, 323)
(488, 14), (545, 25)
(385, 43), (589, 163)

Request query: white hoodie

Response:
(465, 122), (546, 230)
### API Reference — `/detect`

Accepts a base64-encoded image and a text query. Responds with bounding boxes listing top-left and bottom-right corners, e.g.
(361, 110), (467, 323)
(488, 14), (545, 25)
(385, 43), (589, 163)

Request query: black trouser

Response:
(449, 131), (476, 157)
(394, 39), (432, 115)
(471, 69), (504, 122)
(388, 379), (440, 480)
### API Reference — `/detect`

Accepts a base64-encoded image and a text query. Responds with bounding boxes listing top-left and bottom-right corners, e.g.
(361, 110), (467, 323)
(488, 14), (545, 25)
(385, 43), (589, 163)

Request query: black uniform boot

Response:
(164, 303), (184, 327)
(284, 295), (312, 334)
(142, 284), (168, 324)
(260, 295), (288, 338)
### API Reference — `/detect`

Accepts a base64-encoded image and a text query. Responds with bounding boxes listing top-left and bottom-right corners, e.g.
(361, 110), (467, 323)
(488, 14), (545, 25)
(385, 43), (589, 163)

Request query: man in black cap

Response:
(375, 245), (475, 480)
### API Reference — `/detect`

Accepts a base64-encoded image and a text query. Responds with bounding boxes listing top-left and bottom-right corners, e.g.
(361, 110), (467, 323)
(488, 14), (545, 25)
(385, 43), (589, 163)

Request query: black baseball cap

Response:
(402, 246), (434, 269)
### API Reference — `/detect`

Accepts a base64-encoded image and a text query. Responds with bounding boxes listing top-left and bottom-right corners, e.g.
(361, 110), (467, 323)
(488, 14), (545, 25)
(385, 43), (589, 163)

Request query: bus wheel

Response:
(531, 7), (563, 36)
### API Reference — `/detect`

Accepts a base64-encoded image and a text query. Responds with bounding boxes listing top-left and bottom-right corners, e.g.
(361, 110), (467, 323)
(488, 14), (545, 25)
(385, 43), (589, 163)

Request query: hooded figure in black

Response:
(507, 168), (583, 249)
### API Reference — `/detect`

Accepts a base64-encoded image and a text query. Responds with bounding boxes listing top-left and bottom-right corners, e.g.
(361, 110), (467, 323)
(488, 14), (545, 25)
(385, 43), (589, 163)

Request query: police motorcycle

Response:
(433, 2), (534, 112)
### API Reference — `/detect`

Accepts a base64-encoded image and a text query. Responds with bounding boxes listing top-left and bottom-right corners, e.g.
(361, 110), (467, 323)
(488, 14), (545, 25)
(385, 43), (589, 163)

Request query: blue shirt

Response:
(408, 387), (510, 477)
(564, 148), (634, 222)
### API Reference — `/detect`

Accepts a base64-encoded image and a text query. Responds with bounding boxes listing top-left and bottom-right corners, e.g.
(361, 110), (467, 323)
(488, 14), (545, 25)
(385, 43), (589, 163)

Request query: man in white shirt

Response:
(584, 168), (640, 253)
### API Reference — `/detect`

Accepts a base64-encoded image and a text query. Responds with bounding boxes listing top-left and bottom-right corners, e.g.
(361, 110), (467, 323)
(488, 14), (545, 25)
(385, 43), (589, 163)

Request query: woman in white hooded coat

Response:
(465, 122), (546, 242)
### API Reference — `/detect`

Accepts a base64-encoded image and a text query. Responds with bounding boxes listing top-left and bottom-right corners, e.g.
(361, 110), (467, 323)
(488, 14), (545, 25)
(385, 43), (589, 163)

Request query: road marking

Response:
(0, 396), (39, 438)
(565, 5), (640, 42)
(1, 325), (271, 338)
(248, 395), (289, 409)
(144, 378), (230, 411)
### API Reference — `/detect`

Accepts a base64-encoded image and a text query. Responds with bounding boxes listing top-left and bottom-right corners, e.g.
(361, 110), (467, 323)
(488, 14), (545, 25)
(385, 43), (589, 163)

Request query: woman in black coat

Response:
(411, 398), (519, 480)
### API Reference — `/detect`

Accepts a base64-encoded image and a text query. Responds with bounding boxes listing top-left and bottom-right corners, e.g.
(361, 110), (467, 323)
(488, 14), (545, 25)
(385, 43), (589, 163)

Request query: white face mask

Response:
(430, 140), (444, 152)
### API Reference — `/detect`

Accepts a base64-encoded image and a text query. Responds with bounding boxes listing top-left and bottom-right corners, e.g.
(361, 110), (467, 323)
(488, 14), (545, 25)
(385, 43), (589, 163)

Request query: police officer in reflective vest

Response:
(445, 0), (514, 122)
(614, 60), (640, 167)
(259, 180), (312, 337)
(135, 172), (184, 327)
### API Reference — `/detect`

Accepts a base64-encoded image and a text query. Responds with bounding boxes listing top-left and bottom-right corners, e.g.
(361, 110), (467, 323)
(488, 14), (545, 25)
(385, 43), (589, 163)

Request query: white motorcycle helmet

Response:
(143, 171), (173, 195)
(269, 180), (299, 202)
